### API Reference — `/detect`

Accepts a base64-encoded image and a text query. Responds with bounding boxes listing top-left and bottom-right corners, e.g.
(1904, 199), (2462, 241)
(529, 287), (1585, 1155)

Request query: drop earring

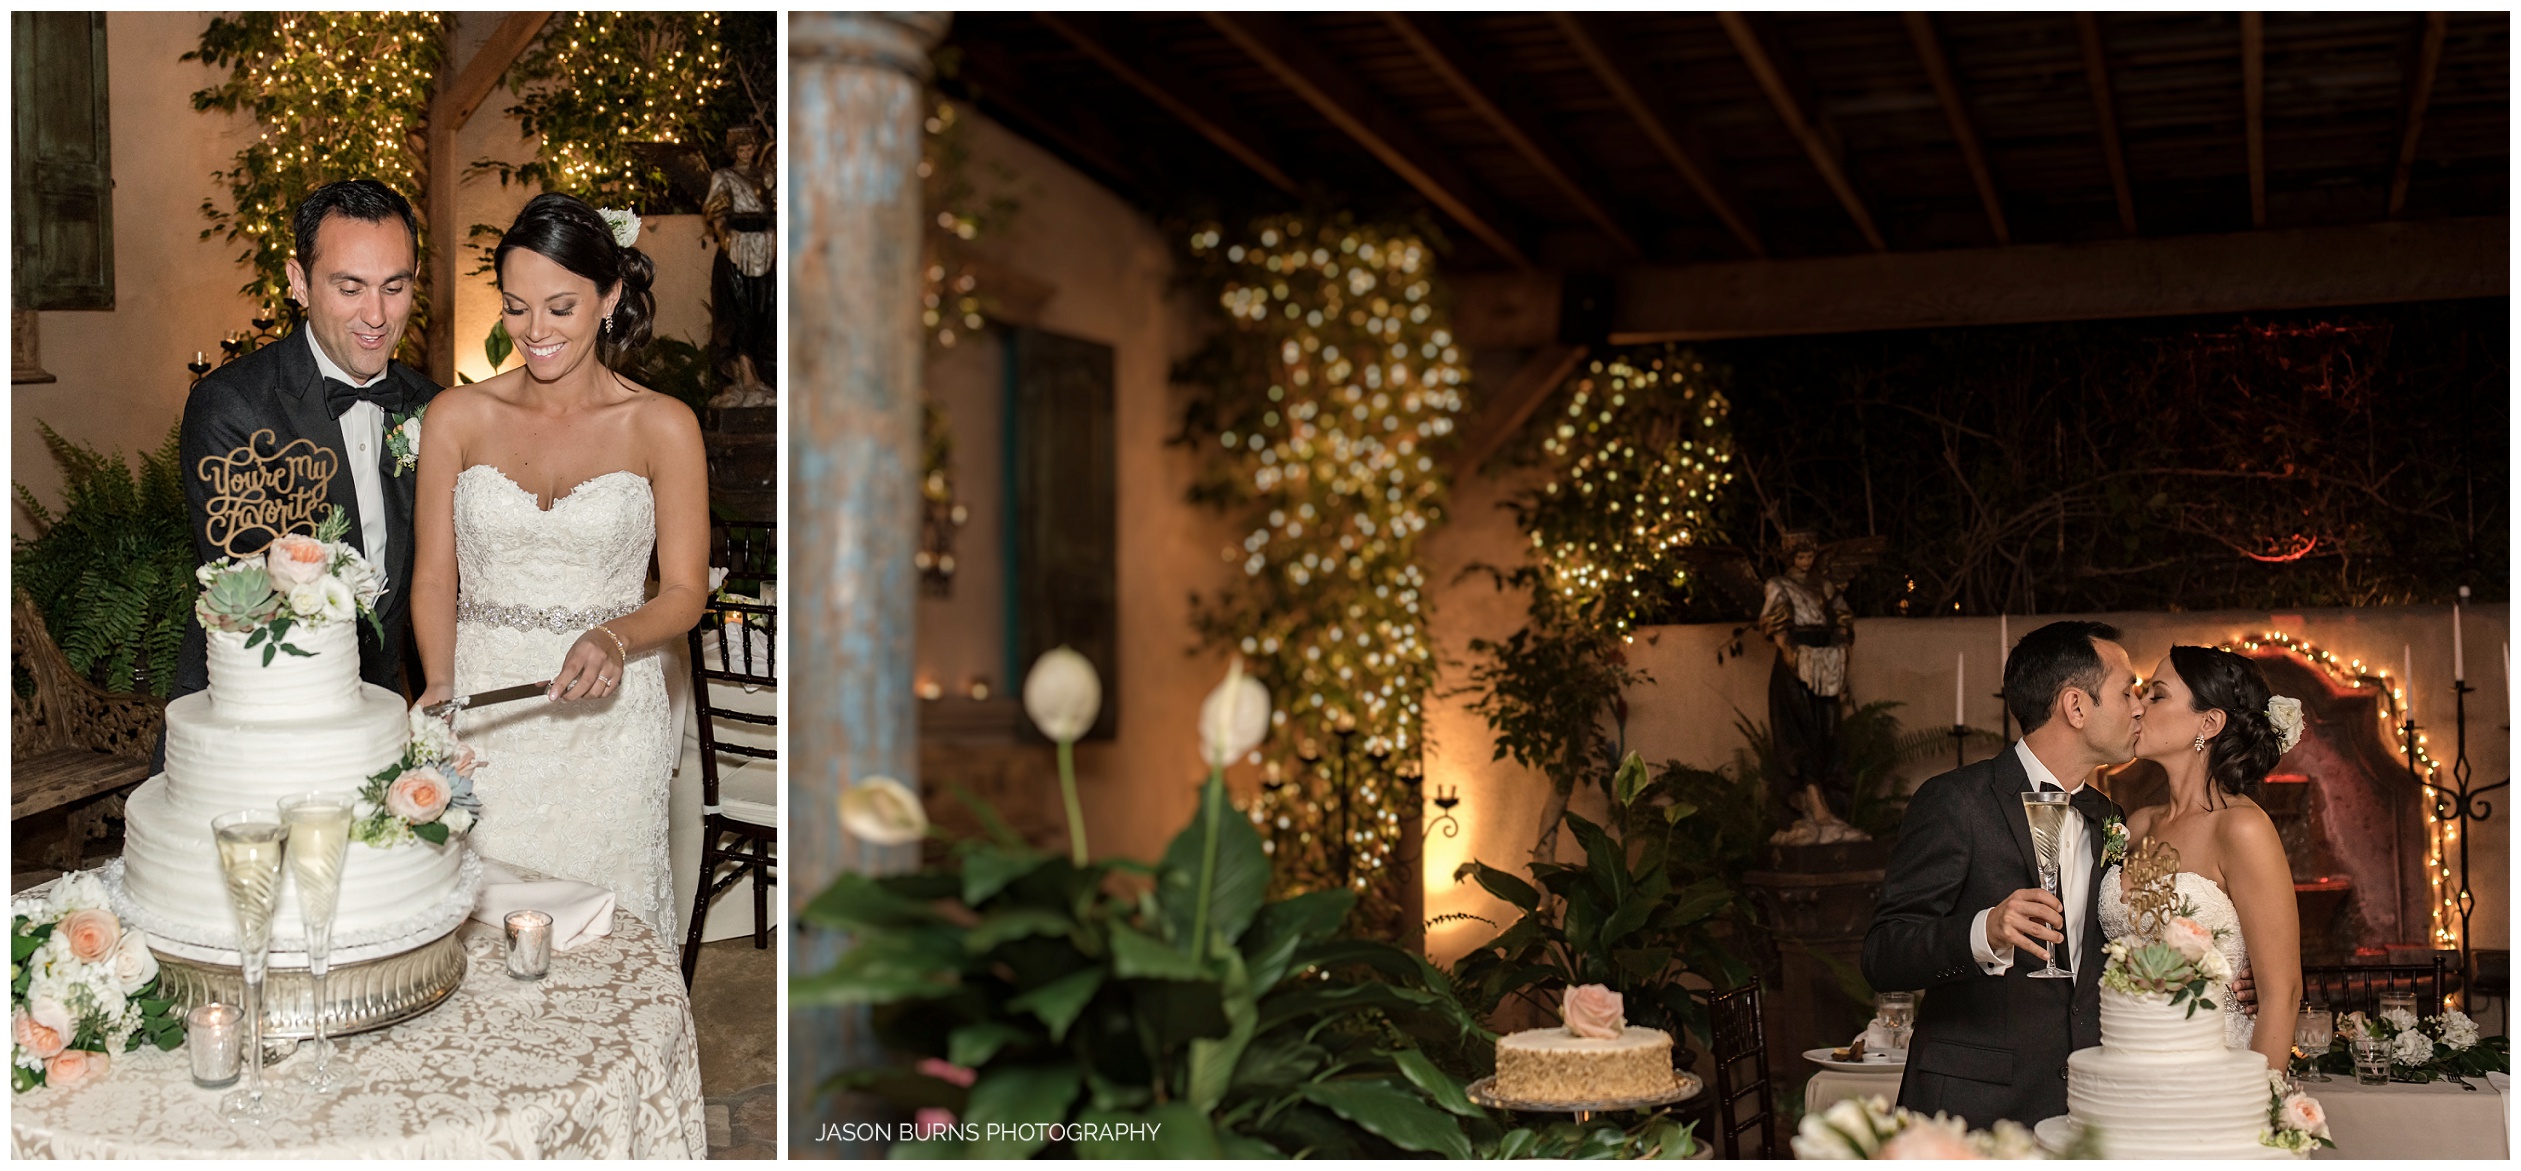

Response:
(2192, 734), (2206, 752)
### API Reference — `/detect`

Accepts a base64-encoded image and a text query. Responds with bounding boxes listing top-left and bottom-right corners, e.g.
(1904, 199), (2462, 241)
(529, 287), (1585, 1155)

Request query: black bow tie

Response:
(2070, 785), (2112, 822)
(323, 375), (400, 419)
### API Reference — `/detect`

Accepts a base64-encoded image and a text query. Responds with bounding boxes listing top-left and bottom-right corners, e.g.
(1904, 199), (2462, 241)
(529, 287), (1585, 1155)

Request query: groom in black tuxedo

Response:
(1862, 620), (2145, 1129)
(173, 179), (440, 707)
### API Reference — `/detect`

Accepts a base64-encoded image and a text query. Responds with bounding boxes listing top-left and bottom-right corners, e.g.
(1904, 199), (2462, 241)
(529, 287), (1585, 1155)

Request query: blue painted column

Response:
(786, 12), (944, 1156)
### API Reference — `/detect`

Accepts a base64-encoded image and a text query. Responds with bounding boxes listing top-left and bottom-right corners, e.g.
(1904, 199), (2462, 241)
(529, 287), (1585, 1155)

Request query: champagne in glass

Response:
(212, 811), (296, 1122)
(2020, 790), (2076, 980)
(2295, 1005), (2335, 1082)
(279, 793), (355, 1093)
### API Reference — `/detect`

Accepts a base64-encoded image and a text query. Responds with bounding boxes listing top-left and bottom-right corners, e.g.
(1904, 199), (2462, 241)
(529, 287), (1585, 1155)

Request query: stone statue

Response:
(705, 125), (775, 408)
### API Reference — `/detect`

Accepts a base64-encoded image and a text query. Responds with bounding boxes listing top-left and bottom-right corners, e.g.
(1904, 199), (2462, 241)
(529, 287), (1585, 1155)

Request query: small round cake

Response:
(1494, 1025), (1675, 1105)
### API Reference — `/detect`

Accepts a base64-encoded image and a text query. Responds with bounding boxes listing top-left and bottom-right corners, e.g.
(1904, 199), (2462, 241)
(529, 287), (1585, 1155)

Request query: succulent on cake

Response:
(2259, 1070), (2334, 1153)
(193, 506), (387, 663)
(350, 708), (485, 848)
(2098, 838), (2230, 1018)
(9, 873), (183, 1093)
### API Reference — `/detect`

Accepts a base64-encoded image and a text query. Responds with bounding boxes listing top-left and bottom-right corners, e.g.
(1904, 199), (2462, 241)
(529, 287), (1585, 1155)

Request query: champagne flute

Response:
(212, 810), (296, 1123)
(279, 793), (355, 1093)
(2020, 791), (2076, 980)
(2295, 1005), (2335, 1082)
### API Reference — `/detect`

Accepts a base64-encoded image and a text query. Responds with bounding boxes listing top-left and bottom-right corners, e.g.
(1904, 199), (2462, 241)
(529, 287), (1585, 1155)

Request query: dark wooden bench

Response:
(11, 592), (164, 870)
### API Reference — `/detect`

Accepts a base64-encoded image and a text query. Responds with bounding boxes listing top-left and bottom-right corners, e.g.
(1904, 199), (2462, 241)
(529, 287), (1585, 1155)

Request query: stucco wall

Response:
(17, 12), (715, 530)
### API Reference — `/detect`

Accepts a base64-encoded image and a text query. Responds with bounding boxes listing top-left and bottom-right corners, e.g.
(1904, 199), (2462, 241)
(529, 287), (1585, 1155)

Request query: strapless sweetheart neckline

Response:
(458, 464), (650, 513)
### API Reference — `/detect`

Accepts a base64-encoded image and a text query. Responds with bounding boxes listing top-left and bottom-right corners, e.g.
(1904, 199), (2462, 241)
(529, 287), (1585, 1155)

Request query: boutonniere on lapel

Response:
(2100, 814), (2130, 868)
(386, 404), (425, 475)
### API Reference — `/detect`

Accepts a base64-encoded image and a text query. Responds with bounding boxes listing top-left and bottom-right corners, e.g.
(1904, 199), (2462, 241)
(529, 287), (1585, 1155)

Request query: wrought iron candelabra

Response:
(2405, 676), (2507, 982)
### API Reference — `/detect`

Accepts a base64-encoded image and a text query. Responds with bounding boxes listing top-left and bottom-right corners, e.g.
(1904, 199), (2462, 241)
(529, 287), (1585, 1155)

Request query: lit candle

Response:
(1999, 613), (2010, 674)
(505, 909), (553, 980)
(1955, 652), (1966, 727)
(2404, 644), (2415, 711)
(186, 1003), (242, 1089)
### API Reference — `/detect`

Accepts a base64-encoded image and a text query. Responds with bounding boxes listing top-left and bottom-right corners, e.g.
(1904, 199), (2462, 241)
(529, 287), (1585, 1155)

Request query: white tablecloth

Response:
(2306, 1073), (2507, 1160)
(663, 634), (778, 945)
(1804, 1064), (1905, 1115)
(10, 882), (706, 1158)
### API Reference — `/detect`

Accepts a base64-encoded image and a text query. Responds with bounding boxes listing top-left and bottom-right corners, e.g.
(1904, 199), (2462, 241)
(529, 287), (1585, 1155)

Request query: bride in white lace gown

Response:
(409, 193), (709, 935)
(2100, 644), (2306, 1069)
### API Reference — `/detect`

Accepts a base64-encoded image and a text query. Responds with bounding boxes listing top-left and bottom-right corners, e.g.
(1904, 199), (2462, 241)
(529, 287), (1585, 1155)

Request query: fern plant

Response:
(13, 423), (196, 696)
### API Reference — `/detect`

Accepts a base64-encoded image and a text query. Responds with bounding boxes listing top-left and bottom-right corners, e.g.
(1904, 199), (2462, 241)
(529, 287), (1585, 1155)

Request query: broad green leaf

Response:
(789, 930), (962, 1006)
(966, 1064), (1082, 1158)
(1298, 1080), (1472, 1159)
(963, 907), (1070, 955)
(949, 782), (1028, 848)
(1600, 893), (1654, 948)
(947, 1020), (1032, 1069)
(1565, 813), (1629, 903)
(1461, 861), (1540, 912)
(1662, 800), (1699, 824)
(1217, 1131), (1287, 1159)
(1385, 1047), (1482, 1118)
(1187, 945), (1256, 1111)
(801, 871), (944, 932)
(1612, 750), (1650, 806)
(1158, 778), (1269, 950)
(1665, 877), (1734, 924)
(1614, 947), (1676, 981)
(961, 842), (1051, 906)
(1243, 888), (1355, 992)
(1072, 1102), (1223, 1158)
(1232, 1033), (1330, 1089)
(1108, 922), (1203, 980)
(1005, 967), (1104, 1041)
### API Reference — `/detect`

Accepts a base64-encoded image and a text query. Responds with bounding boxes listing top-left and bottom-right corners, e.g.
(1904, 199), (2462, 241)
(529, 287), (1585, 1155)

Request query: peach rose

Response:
(2163, 915), (2214, 962)
(1878, 1121), (1979, 1160)
(58, 907), (119, 964)
(264, 533), (331, 589)
(1562, 983), (1626, 1040)
(2281, 1092), (2326, 1134)
(13, 1001), (69, 1060)
(386, 766), (452, 822)
(44, 1049), (107, 1090)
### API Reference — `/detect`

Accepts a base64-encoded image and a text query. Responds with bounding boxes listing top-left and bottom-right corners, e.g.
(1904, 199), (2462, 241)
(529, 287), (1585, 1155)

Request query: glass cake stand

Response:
(1466, 1072), (1704, 1124)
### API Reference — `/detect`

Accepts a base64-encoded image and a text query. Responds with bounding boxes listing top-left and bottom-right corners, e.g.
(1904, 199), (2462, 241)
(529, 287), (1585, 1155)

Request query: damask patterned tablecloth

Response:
(10, 900), (707, 1159)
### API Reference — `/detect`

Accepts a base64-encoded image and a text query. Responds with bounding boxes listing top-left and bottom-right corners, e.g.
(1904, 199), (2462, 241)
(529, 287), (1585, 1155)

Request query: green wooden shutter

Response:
(1009, 326), (1118, 741)
(12, 12), (114, 312)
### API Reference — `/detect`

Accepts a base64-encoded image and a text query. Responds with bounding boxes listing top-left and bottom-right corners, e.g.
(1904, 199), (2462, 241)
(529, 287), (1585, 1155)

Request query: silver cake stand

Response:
(1466, 1072), (1704, 1124)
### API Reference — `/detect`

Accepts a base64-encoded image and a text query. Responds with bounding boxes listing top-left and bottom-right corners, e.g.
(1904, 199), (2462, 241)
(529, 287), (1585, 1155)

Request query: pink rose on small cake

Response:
(1562, 983), (1626, 1039)
(56, 908), (119, 964)
(263, 532), (331, 588)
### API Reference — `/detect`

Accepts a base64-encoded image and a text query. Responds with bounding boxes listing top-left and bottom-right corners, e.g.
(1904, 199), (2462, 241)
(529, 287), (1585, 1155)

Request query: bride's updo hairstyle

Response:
(2166, 645), (2285, 800)
(493, 192), (656, 368)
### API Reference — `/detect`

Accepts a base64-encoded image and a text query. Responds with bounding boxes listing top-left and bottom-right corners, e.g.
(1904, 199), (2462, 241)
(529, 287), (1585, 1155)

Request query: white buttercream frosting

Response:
(205, 622), (363, 719)
(2068, 988), (2291, 1159)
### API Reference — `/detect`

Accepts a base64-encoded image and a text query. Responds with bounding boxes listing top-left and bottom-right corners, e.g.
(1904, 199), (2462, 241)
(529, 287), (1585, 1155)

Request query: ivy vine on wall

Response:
(473, 12), (731, 211)
(1180, 213), (1466, 919)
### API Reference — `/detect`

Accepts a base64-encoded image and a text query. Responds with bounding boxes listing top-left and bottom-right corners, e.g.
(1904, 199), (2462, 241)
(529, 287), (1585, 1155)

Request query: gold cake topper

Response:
(2121, 836), (2182, 936)
(198, 428), (339, 556)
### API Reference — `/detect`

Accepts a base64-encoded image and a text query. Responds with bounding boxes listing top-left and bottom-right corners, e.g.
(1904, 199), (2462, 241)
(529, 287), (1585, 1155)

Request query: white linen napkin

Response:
(471, 859), (616, 951)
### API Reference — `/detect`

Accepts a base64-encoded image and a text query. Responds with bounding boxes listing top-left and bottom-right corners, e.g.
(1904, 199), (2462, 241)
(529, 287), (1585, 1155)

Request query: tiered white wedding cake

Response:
(2065, 987), (2294, 1159)
(115, 619), (475, 964)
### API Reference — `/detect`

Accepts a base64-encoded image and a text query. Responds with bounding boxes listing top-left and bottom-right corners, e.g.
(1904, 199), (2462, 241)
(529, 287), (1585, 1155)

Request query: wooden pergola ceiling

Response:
(942, 11), (2508, 271)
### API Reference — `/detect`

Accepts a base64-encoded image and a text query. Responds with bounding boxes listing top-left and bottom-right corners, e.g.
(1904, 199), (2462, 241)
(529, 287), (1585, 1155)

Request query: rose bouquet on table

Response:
(1791, 1095), (2052, 1159)
(350, 708), (486, 847)
(2314, 1004), (2507, 1084)
(2259, 1070), (2334, 1154)
(10, 873), (182, 1092)
(195, 506), (387, 662)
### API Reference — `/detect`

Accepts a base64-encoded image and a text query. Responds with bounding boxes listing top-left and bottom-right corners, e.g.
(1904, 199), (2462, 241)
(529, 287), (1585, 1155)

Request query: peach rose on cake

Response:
(58, 907), (119, 964)
(1876, 1118), (1977, 1160)
(1561, 984), (1626, 1039)
(2162, 915), (2215, 962)
(264, 533), (332, 588)
(2280, 1091), (2327, 1136)
(13, 998), (71, 1060)
(44, 1049), (108, 1089)
(386, 766), (453, 823)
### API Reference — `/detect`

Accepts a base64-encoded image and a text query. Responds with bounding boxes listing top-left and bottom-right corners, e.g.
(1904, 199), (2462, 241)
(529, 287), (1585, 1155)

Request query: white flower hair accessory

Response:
(2265, 694), (2304, 752)
(597, 207), (641, 248)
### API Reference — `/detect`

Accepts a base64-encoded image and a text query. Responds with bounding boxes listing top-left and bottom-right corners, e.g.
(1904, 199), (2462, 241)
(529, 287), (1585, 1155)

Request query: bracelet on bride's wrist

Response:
(592, 623), (630, 669)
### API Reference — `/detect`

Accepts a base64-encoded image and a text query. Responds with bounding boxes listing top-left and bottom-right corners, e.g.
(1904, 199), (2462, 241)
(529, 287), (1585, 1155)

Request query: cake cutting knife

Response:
(422, 680), (552, 721)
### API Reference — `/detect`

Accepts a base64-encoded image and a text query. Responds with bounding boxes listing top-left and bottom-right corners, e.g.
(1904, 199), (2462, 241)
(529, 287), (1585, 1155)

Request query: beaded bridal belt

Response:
(456, 598), (641, 634)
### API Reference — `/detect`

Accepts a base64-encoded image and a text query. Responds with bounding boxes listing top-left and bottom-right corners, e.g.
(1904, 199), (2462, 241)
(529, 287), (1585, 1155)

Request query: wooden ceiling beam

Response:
(2243, 12), (2266, 228)
(1205, 12), (1532, 268)
(2388, 12), (2450, 218)
(1718, 12), (1886, 252)
(1904, 13), (2008, 246)
(425, 12), (550, 385)
(1383, 13), (1640, 257)
(2075, 12), (2140, 235)
(956, 41), (1147, 197)
(1036, 13), (1300, 196)
(1450, 342), (1588, 477)
(1551, 14), (1765, 259)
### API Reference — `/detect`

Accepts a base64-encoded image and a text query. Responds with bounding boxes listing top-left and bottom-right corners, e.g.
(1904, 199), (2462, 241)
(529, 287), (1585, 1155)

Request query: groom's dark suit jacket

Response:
(1861, 745), (2118, 1129)
(172, 332), (441, 704)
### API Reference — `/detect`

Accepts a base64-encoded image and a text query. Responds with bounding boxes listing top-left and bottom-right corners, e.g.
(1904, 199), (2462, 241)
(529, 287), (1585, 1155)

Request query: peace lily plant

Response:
(1023, 647), (1101, 864)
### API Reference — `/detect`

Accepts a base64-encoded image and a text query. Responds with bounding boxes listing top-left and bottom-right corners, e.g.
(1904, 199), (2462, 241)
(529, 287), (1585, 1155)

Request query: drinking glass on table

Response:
(211, 810), (295, 1123)
(2350, 1036), (2389, 1086)
(2294, 1004), (2334, 1082)
(278, 793), (356, 1093)
(2019, 791), (2076, 979)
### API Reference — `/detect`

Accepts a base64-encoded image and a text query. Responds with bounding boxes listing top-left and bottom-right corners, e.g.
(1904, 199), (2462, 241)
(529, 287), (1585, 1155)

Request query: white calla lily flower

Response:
(1198, 656), (1272, 769)
(1023, 647), (1101, 744)
(838, 776), (927, 846)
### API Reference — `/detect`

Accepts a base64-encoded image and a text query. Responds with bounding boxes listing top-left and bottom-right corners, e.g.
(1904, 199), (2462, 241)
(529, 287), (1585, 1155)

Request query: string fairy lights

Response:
(2221, 631), (2459, 957)
(487, 12), (730, 207)
(1184, 214), (1465, 914)
(1520, 347), (1738, 637)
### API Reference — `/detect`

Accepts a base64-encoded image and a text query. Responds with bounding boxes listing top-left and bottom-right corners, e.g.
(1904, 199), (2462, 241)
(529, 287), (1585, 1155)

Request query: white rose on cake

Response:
(289, 577), (356, 624)
(408, 709), (462, 760)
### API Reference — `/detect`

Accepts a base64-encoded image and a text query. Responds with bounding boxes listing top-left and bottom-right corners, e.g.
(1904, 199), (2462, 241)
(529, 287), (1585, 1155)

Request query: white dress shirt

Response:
(1970, 739), (2092, 975)
(306, 329), (392, 576)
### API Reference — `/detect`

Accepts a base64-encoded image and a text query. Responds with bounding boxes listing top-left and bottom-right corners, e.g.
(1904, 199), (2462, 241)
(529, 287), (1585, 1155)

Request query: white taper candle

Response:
(1955, 652), (1966, 727)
